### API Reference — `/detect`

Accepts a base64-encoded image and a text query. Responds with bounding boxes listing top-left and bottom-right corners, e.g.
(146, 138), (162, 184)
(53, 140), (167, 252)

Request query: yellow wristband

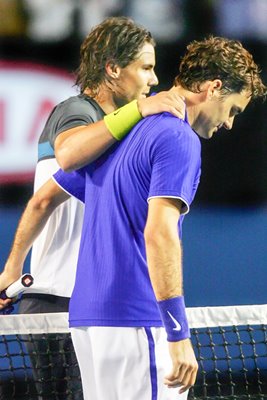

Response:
(104, 100), (142, 141)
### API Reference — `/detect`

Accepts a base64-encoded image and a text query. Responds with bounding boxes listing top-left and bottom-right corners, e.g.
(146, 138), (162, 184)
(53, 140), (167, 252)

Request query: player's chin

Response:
(204, 129), (215, 140)
(199, 131), (213, 140)
(193, 127), (212, 140)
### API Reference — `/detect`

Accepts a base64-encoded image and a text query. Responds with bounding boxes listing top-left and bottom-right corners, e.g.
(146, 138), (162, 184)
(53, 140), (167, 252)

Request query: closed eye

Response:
(230, 106), (242, 118)
(142, 64), (154, 71)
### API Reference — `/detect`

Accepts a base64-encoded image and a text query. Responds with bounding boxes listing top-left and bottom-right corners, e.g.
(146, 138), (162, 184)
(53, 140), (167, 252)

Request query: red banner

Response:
(0, 61), (76, 184)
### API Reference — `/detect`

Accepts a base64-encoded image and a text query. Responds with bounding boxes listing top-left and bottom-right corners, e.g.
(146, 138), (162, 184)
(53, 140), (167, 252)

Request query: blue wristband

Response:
(157, 296), (190, 342)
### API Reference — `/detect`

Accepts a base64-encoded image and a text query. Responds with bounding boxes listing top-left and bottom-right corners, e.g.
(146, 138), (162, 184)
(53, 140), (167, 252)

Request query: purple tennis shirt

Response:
(53, 112), (201, 328)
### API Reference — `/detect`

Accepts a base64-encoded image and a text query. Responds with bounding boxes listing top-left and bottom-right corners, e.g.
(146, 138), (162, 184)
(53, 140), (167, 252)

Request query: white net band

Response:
(0, 312), (70, 335)
(0, 304), (267, 335)
(187, 303), (267, 328)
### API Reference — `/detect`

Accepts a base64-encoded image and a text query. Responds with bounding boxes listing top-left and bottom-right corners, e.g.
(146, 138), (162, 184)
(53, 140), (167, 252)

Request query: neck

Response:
(170, 85), (208, 128)
(83, 85), (119, 114)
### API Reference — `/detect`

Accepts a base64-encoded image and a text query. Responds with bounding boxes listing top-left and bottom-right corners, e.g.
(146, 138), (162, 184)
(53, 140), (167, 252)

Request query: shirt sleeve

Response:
(53, 168), (86, 203)
(148, 116), (201, 214)
(51, 101), (96, 146)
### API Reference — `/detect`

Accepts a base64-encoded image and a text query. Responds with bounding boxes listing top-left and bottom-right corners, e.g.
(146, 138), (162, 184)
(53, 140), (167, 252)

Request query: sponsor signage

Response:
(0, 61), (77, 183)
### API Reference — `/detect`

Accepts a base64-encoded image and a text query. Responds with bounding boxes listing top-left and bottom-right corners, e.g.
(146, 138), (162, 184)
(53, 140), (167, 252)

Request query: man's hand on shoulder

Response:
(137, 88), (185, 119)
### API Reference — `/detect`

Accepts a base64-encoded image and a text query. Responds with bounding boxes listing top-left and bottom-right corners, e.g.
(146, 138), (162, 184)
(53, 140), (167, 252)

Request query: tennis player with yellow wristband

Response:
(0, 16), (186, 400)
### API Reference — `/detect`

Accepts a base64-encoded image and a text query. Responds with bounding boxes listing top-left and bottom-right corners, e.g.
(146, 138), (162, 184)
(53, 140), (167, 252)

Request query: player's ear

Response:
(211, 79), (222, 96)
(207, 79), (223, 99)
(105, 62), (121, 79)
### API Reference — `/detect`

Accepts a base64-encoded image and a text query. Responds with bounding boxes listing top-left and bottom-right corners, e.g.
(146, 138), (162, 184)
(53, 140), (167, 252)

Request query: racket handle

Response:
(0, 274), (34, 299)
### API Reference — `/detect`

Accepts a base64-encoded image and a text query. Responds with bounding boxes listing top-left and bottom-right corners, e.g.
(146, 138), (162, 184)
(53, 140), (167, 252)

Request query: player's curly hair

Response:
(76, 16), (155, 96)
(174, 36), (267, 100)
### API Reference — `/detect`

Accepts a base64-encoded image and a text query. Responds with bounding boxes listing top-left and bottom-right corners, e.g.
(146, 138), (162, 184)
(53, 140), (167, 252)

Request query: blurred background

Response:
(0, 0), (266, 307)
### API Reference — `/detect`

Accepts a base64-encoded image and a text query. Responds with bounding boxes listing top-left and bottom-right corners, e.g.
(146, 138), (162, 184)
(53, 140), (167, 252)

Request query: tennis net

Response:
(187, 304), (267, 400)
(0, 313), (82, 400)
(0, 304), (266, 400)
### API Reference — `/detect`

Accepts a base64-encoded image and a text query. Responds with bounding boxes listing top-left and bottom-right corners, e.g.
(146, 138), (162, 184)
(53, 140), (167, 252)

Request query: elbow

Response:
(54, 146), (74, 172)
(144, 225), (164, 249)
(28, 193), (55, 214)
(144, 225), (153, 246)
(144, 222), (178, 250)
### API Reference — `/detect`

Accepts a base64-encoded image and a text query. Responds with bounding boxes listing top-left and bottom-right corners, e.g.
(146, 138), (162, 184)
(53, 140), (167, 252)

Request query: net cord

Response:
(0, 304), (266, 335)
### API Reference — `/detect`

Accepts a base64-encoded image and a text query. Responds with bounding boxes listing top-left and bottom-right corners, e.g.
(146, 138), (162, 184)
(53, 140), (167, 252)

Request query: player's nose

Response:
(149, 70), (159, 87)
(223, 117), (234, 130)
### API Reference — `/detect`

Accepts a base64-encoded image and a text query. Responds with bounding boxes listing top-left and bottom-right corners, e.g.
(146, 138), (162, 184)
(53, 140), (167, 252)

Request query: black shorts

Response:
(19, 293), (70, 314)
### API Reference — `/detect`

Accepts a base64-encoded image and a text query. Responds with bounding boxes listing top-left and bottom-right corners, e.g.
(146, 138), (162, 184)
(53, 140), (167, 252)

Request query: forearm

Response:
(55, 100), (141, 172)
(3, 180), (68, 277)
(0, 197), (56, 293)
(145, 224), (182, 301)
(145, 206), (190, 344)
(4, 198), (55, 274)
(144, 197), (183, 300)
(145, 199), (198, 390)
(54, 120), (116, 172)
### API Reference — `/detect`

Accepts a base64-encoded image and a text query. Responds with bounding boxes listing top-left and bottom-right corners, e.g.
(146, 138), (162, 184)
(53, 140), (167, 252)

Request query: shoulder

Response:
(54, 94), (103, 116)
(140, 113), (200, 150)
(39, 95), (104, 147)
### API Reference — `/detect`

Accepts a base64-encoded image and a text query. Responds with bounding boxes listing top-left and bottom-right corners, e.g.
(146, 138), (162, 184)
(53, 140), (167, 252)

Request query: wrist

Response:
(157, 296), (190, 342)
(4, 264), (22, 279)
(136, 98), (145, 117)
(104, 100), (142, 141)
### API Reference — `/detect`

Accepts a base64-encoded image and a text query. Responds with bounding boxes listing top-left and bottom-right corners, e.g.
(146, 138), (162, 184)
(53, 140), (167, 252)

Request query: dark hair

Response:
(76, 16), (155, 95)
(174, 36), (267, 100)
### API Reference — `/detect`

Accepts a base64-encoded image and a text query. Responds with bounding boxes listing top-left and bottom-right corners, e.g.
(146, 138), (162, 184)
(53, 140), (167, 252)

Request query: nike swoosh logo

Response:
(113, 109), (121, 116)
(167, 311), (182, 331)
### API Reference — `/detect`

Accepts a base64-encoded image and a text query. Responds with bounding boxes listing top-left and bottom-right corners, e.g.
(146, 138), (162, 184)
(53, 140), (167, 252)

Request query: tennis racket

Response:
(0, 273), (34, 300)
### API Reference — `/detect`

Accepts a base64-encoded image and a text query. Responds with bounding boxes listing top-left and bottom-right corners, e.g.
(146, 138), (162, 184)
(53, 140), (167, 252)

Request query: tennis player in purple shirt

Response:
(54, 110), (201, 326)
(53, 36), (266, 400)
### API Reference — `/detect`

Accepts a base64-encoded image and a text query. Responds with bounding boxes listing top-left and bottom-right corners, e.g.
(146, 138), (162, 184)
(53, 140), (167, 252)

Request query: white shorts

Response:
(71, 326), (188, 400)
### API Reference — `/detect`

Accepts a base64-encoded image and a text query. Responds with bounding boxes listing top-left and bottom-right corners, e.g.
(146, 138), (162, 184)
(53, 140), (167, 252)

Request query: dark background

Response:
(0, 0), (266, 307)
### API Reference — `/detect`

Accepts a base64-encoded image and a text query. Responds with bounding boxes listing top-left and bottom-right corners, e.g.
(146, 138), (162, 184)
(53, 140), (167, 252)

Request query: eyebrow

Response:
(142, 63), (154, 68)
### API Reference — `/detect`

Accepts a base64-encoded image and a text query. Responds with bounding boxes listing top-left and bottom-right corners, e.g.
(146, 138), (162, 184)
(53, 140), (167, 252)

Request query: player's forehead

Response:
(133, 42), (156, 65)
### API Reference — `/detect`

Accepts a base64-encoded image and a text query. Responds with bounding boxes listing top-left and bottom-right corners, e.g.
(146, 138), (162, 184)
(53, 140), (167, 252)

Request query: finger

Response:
(168, 101), (186, 119)
(164, 379), (181, 388)
(164, 365), (181, 383)
(0, 299), (12, 310)
(165, 364), (197, 389)
(177, 367), (198, 393)
(177, 112), (185, 120)
(178, 384), (191, 394)
(164, 372), (182, 387)
(173, 363), (188, 386)
(162, 106), (184, 120)
(175, 103), (186, 119)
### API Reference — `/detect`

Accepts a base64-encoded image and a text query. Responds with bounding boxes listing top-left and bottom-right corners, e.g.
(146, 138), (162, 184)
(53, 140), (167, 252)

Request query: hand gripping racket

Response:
(0, 273), (34, 300)
(0, 274), (34, 315)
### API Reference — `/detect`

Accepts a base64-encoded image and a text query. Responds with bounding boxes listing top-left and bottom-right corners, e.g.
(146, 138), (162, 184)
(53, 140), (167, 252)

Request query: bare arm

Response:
(0, 179), (69, 307)
(55, 88), (185, 172)
(144, 197), (198, 393)
(145, 197), (183, 300)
